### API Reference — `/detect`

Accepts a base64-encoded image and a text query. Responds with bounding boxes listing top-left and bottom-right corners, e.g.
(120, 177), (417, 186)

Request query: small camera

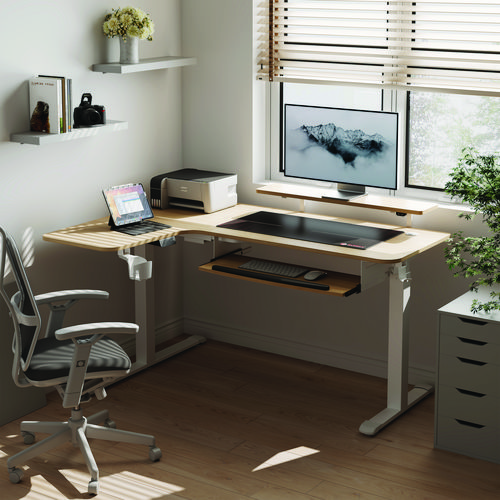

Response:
(73, 93), (106, 128)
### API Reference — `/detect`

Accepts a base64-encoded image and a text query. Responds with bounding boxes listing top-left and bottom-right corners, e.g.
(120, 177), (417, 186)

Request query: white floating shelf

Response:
(92, 56), (197, 74)
(10, 120), (128, 145)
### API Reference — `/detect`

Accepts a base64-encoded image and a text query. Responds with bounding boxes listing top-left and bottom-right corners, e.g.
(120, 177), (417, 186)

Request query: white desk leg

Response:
(132, 245), (155, 368)
(359, 262), (432, 436)
(128, 245), (205, 373)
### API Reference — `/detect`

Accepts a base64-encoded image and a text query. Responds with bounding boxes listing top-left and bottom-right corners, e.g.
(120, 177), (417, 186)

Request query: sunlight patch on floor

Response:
(252, 446), (320, 472)
(61, 469), (185, 498)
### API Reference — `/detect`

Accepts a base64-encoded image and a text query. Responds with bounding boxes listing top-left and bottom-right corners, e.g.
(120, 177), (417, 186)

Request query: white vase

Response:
(119, 36), (139, 64)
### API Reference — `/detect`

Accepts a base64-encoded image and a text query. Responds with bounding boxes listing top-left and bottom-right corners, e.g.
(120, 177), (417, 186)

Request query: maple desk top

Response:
(43, 204), (449, 264)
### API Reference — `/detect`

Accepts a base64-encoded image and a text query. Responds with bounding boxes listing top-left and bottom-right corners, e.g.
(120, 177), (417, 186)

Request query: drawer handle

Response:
(457, 336), (487, 346)
(457, 357), (487, 366)
(456, 388), (486, 398)
(458, 317), (488, 326)
(455, 419), (485, 429)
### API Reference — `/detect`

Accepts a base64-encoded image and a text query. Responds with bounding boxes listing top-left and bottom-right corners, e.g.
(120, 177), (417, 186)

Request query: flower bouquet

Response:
(103, 6), (154, 41)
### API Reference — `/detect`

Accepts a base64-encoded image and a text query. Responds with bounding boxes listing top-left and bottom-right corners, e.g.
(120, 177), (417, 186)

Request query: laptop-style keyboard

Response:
(239, 259), (308, 278)
(112, 220), (171, 236)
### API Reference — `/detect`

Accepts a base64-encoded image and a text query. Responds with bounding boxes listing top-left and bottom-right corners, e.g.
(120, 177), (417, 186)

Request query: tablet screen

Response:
(103, 183), (153, 226)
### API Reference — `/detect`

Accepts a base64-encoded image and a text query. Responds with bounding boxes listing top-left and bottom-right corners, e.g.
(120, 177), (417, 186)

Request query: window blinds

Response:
(256, 0), (500, 95)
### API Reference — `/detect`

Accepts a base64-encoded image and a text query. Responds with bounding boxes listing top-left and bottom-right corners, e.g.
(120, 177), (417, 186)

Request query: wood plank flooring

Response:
(1, 340), (499, 499)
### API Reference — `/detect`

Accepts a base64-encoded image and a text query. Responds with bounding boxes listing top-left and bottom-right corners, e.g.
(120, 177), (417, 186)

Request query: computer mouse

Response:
(304, 270), (327, 281)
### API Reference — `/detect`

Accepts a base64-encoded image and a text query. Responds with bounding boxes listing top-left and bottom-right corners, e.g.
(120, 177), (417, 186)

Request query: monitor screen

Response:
(284, 104), (398, 193)
(103, 183), (153, 226)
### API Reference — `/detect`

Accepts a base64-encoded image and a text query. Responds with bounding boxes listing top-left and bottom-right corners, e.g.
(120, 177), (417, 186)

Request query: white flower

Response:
(102, 6), (154, 41)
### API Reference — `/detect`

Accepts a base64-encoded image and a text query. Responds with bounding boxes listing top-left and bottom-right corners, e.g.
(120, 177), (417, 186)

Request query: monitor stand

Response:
(321, 183), (366, 201)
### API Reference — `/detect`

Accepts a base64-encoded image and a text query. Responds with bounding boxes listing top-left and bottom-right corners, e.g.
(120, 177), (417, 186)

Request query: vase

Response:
(119, 35), (139, 64)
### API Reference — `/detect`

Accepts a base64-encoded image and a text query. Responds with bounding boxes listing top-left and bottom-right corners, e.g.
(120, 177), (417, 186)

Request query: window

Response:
(407, 92), (500, 190)
(258, 1), (500, 195)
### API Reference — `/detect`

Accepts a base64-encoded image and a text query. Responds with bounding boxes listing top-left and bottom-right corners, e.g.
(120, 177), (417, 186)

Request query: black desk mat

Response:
(217, 211), (403, 249)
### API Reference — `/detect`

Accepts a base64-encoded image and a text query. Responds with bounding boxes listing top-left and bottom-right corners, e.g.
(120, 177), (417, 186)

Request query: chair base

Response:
(7, 408), (161, 496)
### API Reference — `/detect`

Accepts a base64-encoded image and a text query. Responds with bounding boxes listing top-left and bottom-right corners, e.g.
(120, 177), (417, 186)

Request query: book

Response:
(65, 78), (72, 132)
(28, 77), (63, 134)
(37, 75), (72, 132)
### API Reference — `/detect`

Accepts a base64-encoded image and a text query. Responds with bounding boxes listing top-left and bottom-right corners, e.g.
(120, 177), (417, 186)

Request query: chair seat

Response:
(25, 336), (131, 382)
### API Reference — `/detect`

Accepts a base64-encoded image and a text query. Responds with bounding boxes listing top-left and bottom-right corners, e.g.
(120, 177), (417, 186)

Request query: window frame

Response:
(259, 0), (500, 204)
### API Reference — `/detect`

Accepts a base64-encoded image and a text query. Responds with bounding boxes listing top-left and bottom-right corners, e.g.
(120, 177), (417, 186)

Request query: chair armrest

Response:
(35, 290), (111, 338)
(55, 322), (139, 341)
(35, 289), (109, 305)
(57, 321), (138, 409)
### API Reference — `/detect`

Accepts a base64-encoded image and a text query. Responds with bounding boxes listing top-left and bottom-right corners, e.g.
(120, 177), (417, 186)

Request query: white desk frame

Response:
(130, 244), (205, 371)
(127, 243), (432, 436)
(359, 261), (432, 435)
(43, 205), (448, 436)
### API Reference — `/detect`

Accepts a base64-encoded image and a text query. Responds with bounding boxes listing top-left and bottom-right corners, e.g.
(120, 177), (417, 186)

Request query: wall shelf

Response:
(92, 56), (197, 74)
(10, 120), (128, 145)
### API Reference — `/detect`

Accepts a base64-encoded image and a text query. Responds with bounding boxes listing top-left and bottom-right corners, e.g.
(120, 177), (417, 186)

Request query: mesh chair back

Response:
(0, 228), (42, 382)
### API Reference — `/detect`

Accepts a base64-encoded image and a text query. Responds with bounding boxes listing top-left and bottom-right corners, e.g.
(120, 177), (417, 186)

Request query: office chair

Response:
(0, 228), (161, 495)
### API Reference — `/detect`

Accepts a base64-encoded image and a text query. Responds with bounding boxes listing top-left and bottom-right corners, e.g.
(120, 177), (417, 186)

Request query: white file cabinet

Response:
(436, 289), (500, 463)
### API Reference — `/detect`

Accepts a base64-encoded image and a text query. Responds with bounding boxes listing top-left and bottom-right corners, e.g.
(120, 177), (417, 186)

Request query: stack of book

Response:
(28, 75), (72, 134)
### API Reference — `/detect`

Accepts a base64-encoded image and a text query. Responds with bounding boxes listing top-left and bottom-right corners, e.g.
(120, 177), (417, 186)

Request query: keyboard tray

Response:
(200, 255), (361, 297)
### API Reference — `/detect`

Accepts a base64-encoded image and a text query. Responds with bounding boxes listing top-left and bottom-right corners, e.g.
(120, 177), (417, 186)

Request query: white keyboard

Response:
(239, 259), (308, 278)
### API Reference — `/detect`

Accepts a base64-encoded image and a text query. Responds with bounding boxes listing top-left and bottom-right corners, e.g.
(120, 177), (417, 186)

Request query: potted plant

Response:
(103, 6), (155, 63)
(444, 146), (500, 312)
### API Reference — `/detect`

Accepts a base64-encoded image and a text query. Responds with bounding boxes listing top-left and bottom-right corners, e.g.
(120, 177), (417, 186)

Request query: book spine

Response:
(66, 79), (72, 132)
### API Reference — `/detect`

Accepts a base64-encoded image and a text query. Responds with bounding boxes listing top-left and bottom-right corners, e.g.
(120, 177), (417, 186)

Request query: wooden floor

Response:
(1, 340), (499, 499)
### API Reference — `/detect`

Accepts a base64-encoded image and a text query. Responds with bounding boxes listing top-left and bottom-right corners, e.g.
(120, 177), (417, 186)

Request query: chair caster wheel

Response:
(149, 446), (162, 462)
(9, 467), (24, 484)
(88, 479), (99, 496)
(22, 431), (35, 445)
(104, 418), (116, 429)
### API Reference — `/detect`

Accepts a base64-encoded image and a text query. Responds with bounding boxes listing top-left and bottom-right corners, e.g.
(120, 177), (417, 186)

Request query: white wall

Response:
(0, 0), (184, 328)
(180, 0), (486, 382)
(0, 0), (487, 383)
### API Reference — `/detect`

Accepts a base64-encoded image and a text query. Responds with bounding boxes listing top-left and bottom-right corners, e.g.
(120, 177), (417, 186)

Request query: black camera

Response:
(73, 93), (106, 128)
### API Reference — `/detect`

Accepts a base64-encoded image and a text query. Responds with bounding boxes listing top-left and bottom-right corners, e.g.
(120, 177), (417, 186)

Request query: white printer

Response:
(150, 169), (237, 213)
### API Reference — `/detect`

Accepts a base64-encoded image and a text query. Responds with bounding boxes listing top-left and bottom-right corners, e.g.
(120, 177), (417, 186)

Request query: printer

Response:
(150, 168), (237, 213)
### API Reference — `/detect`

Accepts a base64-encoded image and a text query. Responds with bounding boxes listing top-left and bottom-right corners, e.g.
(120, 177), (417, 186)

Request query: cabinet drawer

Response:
(435, 415), (500, 462)
(436, 385), (500, 426)
(438, 354), (500, 396)
(439, 333), (500, 363)
(440, 315), (500, 345)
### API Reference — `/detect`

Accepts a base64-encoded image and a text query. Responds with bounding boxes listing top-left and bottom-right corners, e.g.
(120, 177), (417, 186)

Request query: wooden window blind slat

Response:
(257, 0), (500, 95)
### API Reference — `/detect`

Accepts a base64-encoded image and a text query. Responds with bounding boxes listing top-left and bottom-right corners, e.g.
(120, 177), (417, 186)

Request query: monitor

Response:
(103, 183), (153, 227)
(284, 104), (399, 199)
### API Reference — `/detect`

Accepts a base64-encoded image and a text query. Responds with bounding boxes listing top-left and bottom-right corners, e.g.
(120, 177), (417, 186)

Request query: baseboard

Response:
(182, 317), (435, 385)
(120, 317), (184, 356)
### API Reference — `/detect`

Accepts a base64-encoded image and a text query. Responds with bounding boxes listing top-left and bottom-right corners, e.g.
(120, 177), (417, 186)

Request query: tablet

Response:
(103, 183), (154, 227)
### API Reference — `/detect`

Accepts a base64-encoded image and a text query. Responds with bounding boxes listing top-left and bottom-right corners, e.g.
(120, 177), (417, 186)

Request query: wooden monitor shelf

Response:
(199, 254), (360, 297)
(257, 184), (437, 226)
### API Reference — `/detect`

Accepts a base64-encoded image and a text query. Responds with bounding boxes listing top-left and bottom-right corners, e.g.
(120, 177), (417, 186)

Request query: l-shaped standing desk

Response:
(43, 202), (449, 436)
